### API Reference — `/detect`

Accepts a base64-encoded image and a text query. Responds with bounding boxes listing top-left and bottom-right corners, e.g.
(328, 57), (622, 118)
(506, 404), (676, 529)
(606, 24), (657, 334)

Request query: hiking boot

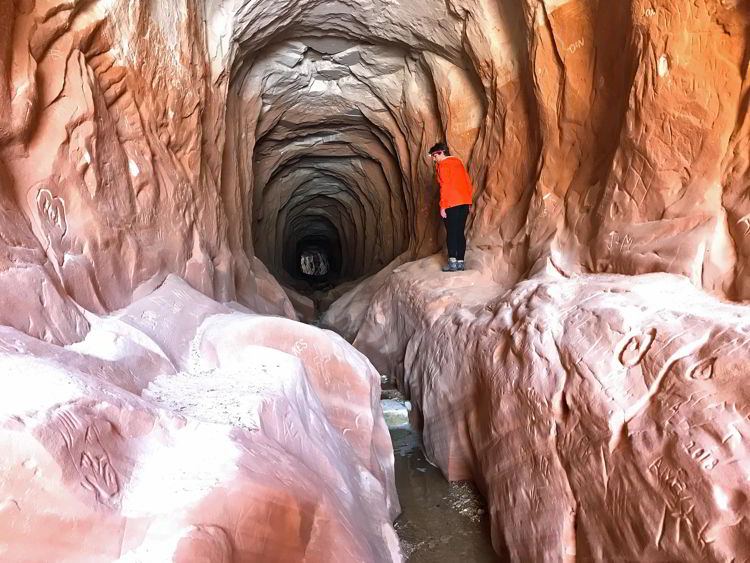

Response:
(441, 258), (458, 272)
(457, 260), (465, 271)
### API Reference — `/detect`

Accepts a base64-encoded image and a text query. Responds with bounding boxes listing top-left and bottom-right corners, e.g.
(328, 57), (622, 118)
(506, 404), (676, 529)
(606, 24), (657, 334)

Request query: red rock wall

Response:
(353, 259), (750, 561)
(0, 277), (401, 562)
(436, 0), (750, 302)
(3, 0), (750, 561)
(2, 1), (749, 337)
(0, 0), (296, 346)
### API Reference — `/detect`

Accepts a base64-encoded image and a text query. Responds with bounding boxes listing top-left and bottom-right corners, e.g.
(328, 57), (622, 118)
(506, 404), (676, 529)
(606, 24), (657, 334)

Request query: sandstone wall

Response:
(0, 277), (400, 562)
(353, 258), (750, 561)
(0, 0), (297, 347)
(2, 0), (750, 561)
(2, 1), (749, 334)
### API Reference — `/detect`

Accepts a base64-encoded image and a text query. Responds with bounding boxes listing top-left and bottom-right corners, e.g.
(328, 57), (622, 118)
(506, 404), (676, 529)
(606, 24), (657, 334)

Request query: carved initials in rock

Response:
(292, 339), (332, 381)
(616, 328), (657, 367)
(606, 231), (633, 255)
(54, 410), (121, 506)
(80, 439), (119, 502)
(292, 339), (308, 355)
(36, 189), (67, 237)
(685, 440), (718, 470)
(736, 213), (750, 236)
(80, 423), (119, 502)
(685, 357), (715, 381)
(36, 188), (67, 265)
(567, 38), (585, 55)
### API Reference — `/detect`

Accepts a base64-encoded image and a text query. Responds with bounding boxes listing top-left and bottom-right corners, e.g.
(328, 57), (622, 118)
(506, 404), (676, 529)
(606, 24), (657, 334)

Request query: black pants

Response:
(443, 204), (469, 260)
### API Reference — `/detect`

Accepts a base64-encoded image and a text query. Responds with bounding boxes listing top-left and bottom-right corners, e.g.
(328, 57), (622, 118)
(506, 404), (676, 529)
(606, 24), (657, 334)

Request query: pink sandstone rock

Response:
(0, 277), (400, 562)
(3, 0), (750, 560)
(353, 256), (750, 561)
(284, 285), (318, 323)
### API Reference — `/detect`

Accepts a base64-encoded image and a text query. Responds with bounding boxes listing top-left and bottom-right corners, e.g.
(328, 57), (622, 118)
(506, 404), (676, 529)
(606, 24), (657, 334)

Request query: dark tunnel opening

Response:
(285, 216), (344, 289)
(228, 37), (449, 303)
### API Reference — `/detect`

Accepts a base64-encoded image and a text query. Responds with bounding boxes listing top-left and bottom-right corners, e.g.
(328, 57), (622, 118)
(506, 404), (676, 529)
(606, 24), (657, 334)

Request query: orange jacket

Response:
(436, 156), (473, 209)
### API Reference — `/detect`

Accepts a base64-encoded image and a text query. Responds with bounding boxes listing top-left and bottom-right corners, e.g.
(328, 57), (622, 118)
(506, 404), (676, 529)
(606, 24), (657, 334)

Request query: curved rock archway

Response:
(1, 1), (750, 562)
(223, 35), (474, 297)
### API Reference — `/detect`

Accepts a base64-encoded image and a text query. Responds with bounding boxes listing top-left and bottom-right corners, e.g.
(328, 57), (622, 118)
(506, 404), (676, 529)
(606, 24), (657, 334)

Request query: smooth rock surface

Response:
(0, 277), (400, 562)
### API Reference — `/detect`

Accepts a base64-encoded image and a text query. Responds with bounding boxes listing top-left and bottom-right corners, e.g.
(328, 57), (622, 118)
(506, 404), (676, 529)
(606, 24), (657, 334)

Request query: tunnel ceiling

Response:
(223, 2), (487, 290)
(5, 2), (750, 561)
(3, 0), (747, 338)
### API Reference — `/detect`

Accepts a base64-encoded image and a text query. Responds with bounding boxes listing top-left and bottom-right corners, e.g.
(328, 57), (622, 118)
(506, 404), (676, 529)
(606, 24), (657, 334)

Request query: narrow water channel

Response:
(381, 385), (501, 562)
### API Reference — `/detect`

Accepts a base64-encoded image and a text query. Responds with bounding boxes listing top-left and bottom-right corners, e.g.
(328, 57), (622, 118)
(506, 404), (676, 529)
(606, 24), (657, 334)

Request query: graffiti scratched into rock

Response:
(292, 339), (308, 355)
(685, 357), (715, 381)
(79, 423), (120, 503)
(616, 328), (657, 367)
(606, 231), (633, 255)
(649, 456), (689, 500)
(567, 38), (585, 55)
(36, 189), (67, 236)
(736, 213), (750, 235)
(684, 440), (719, 471)
(54, 411), (121, 505)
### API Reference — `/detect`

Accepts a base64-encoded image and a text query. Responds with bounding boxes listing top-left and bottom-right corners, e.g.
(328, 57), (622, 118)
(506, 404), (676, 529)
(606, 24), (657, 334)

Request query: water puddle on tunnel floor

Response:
(382, 386), (501, 562)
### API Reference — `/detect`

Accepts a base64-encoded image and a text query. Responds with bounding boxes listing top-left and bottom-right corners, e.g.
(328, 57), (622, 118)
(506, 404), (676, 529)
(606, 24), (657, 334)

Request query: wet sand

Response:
(382, 388), (501, 562)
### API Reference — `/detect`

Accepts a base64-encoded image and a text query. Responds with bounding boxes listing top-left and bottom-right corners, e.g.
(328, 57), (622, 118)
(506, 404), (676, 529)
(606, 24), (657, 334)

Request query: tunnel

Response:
(4, 1), (750, 562)
(221, 23), (487, 302)
(238, 40), (421, 294)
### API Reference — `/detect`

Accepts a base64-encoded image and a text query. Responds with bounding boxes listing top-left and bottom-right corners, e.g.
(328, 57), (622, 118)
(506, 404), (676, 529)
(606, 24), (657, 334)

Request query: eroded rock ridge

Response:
(2, 0), (750, 561)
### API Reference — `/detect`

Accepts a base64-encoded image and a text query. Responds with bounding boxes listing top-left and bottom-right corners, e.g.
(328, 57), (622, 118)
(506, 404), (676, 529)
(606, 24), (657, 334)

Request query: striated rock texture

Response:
(0, 0), (296, 336)
(3, 0), (750, 561)
(4, 0), (749, 316)
(0, 277), (399, 562)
